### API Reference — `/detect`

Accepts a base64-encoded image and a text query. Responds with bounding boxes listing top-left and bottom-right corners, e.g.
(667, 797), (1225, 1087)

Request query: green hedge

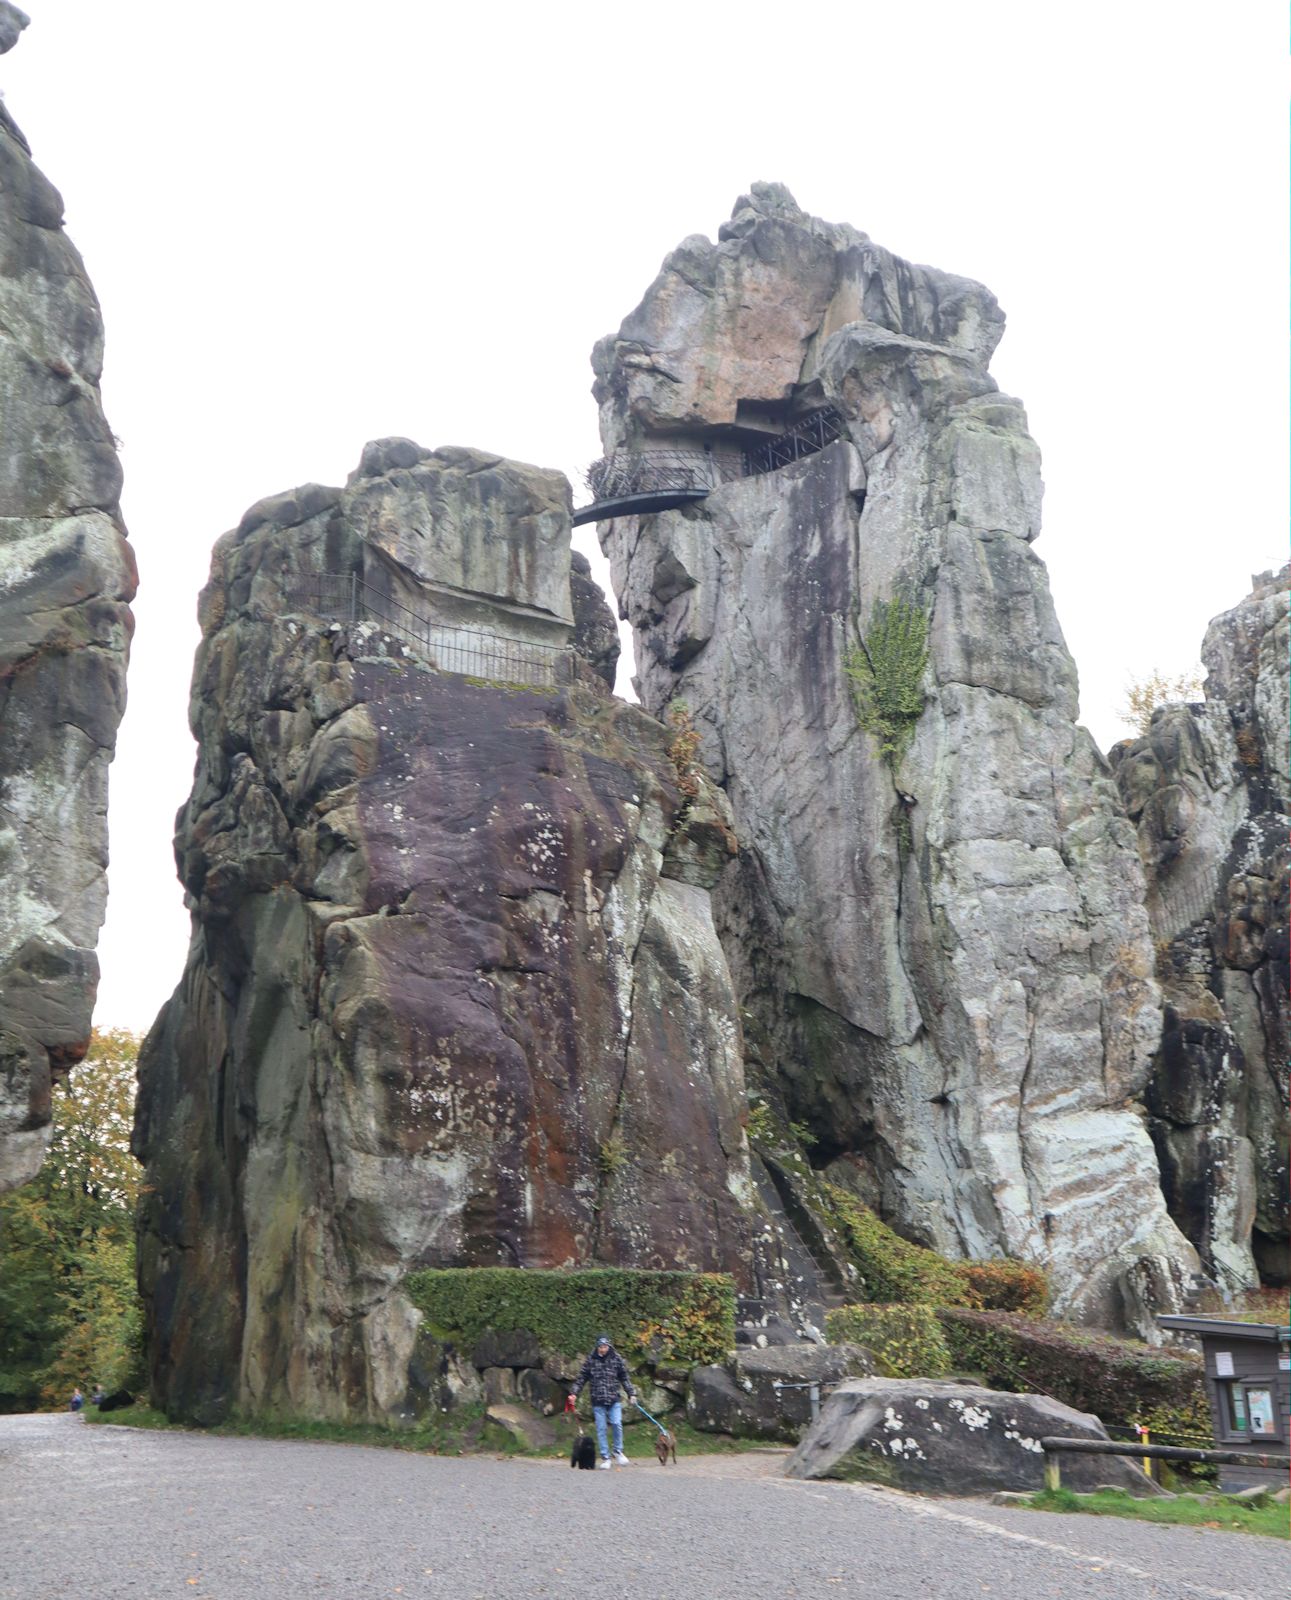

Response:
(937, 1309), (1207, 1436)
(404, 1268), (735, 1367)
(822, 1185), (1048, 1314)
(825, 1304), (953, 1378)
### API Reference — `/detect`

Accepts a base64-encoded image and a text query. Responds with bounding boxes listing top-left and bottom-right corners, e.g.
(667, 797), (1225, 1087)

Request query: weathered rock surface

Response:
(135, 441), (754, 1424)
(569, 550), (620, 688)
(786, 1378), (1164, 1496)
(0, 21), (136, 1190)
(688, 1342), (874, 1441)
(595, 184), (1195, 1332)
(1112, 567), (1290, 1287)
(485, 1401), (558, 1451)
(0, 6), (28, 56)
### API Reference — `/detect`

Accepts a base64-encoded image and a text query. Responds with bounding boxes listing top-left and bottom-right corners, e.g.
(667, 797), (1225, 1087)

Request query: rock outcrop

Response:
(786, 1378), (1165, 1496)
(0, 13), (136, 1190)
(688, 1341), (875, 1441)
(1112, 567), (1289, 1288)
(594, 184), (1196, 1332)
(134, 441), (754, 1424)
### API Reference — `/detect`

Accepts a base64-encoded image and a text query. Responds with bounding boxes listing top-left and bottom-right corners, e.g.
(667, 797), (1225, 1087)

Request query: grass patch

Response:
(83, 1405), (184, 1433)
(86, 1401), (511, 1456)
(84, 1401), (773, 1462)
(1021, 1486), (1288, 1540)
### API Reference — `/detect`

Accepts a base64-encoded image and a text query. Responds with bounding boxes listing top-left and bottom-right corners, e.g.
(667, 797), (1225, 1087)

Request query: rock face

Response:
(688, 1342), (875, 1441)
(134, 441), (753, 1424)
(595, 184), (1196, 1332)
(786, 1378), (1164, 1496)
(0, 19), (136, 1190)
(1112, 567), (1290, 1288)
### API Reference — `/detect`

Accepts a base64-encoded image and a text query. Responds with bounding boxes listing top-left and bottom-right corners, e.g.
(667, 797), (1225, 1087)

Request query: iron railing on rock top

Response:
(743, 406), (846, 477)
(283, 572), (570, 689)
(584, 448), (726, 501)
(576, 407), (847, 524)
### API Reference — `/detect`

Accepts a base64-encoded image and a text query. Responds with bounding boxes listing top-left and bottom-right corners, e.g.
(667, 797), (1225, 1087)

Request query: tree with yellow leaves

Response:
(0, 1030), (144, 1411)
(1120, 667), (1205, 737)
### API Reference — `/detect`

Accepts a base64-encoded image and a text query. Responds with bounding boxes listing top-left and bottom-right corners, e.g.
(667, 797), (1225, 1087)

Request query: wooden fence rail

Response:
(1039, 1434), (1287, 1492)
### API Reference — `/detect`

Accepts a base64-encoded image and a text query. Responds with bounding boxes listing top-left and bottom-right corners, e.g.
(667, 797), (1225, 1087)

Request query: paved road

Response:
(0, 1414), (1284, 1599)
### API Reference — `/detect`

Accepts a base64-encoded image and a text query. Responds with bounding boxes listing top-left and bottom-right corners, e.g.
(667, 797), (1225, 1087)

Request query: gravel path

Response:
(1, 1414), (1284, 1599)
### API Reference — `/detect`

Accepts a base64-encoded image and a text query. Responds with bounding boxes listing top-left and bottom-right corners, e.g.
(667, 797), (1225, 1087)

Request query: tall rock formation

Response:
(135, 441), (753, 1424)
(594, 184), (1197, 1333)
(1112, 567), (1289, 1288)
(0, 9), (136, 1190)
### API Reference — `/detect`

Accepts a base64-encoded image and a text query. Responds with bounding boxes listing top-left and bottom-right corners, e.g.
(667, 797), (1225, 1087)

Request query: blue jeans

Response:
(592, 1401), (623, 1459)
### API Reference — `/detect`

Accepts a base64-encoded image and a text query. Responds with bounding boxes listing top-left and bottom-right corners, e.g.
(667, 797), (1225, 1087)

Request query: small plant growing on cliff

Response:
(665, 700), (702, 799)
(845, 597), (930, 769)
(596, 1133), (628, 1176)
(1119, 667), (1204, 736)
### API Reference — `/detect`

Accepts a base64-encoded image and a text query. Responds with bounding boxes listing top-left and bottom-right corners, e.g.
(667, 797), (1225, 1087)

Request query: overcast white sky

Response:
(6, 2), (1286, 1033)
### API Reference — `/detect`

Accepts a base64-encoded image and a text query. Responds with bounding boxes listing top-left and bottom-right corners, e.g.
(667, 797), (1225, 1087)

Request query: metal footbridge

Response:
(571, 407), (845, 526)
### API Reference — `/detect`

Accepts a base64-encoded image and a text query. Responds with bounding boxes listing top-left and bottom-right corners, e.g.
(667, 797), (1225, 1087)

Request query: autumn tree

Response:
(1120, 667), (1205, 737)
(0, 1029), (144, 1411)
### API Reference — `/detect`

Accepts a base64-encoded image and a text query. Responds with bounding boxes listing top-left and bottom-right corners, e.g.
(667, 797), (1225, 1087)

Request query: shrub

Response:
(632, 1277), (737, 1367)
(404, 1268), (735, 1368)
(844, 597), (930, 768)
(822, 1185), (975, 1307)
(937, 1308), (1206, 1435)
(665, 701), (702, 799)
(821, 1186), (1047, 1314)
(958, 1260), (1049, 1317)
(825, 1303), (952, 1378)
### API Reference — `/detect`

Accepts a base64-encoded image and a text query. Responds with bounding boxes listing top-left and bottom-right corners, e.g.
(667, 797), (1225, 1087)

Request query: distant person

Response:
(68, 1388), (83, 1413)
(91, 1385), (105, 1406)
(566, 1333), (635, 1469)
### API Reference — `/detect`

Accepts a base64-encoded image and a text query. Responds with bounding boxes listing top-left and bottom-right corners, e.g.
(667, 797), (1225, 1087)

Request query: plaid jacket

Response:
(571, 1345), (634, 1408)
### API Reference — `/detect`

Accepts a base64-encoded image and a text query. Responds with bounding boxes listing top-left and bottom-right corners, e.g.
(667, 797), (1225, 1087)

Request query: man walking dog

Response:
(566, 1333), (635, 1469)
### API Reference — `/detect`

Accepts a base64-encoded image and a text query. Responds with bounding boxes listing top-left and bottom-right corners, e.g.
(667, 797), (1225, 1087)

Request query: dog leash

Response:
(633, 1399), (669, 1436)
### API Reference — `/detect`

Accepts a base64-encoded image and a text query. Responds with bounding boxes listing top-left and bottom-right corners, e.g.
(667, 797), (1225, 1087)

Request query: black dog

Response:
(570, 1432), (597, 1470)
(96, 1390), (134, 1413)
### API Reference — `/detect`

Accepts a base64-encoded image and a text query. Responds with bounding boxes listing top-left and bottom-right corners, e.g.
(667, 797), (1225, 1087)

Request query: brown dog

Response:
(654, 1428), (678, 1466)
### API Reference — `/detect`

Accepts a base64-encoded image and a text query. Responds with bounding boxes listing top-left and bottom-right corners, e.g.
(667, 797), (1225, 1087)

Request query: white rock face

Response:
(595, 185), (1196, 1333)
(1112, 566), (1289, 1289)
(0, 27), (135, 1190)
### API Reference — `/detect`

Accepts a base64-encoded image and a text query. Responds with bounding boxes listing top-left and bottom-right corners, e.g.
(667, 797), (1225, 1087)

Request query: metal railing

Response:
(743, 407), (846, 477)
(578, 407), (849, 520)
(584, 449), (726, 501)
(283, 572), (570, 689)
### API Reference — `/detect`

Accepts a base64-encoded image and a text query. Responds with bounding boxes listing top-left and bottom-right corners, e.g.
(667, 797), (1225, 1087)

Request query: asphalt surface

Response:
(1, 1414), (1285, 1599)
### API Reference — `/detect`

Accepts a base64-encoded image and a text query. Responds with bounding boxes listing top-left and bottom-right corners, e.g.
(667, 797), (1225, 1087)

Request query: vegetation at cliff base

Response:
(405, 1267), (735, 1368)
(821, 1184), (1049, 1315)
(825, 1304), (952, 1378)
(938, 1307), (1213, 1475)
(0, 1031), (145, 1412)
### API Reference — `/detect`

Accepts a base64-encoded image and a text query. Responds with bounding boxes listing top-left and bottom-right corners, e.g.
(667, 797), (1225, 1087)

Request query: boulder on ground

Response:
(787, 1379), (1166, 1496)
(517, 1368), (566, 1416)
(482, 1367), (516, 1403)
(485, 1402), (558, 1452)
(688, 1343), (874, 1441)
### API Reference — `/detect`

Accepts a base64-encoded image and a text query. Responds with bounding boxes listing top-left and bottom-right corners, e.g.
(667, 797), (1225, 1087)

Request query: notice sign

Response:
(1215, 1351), (1235, 1377)
(1247, 1388), (1275, 1435)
